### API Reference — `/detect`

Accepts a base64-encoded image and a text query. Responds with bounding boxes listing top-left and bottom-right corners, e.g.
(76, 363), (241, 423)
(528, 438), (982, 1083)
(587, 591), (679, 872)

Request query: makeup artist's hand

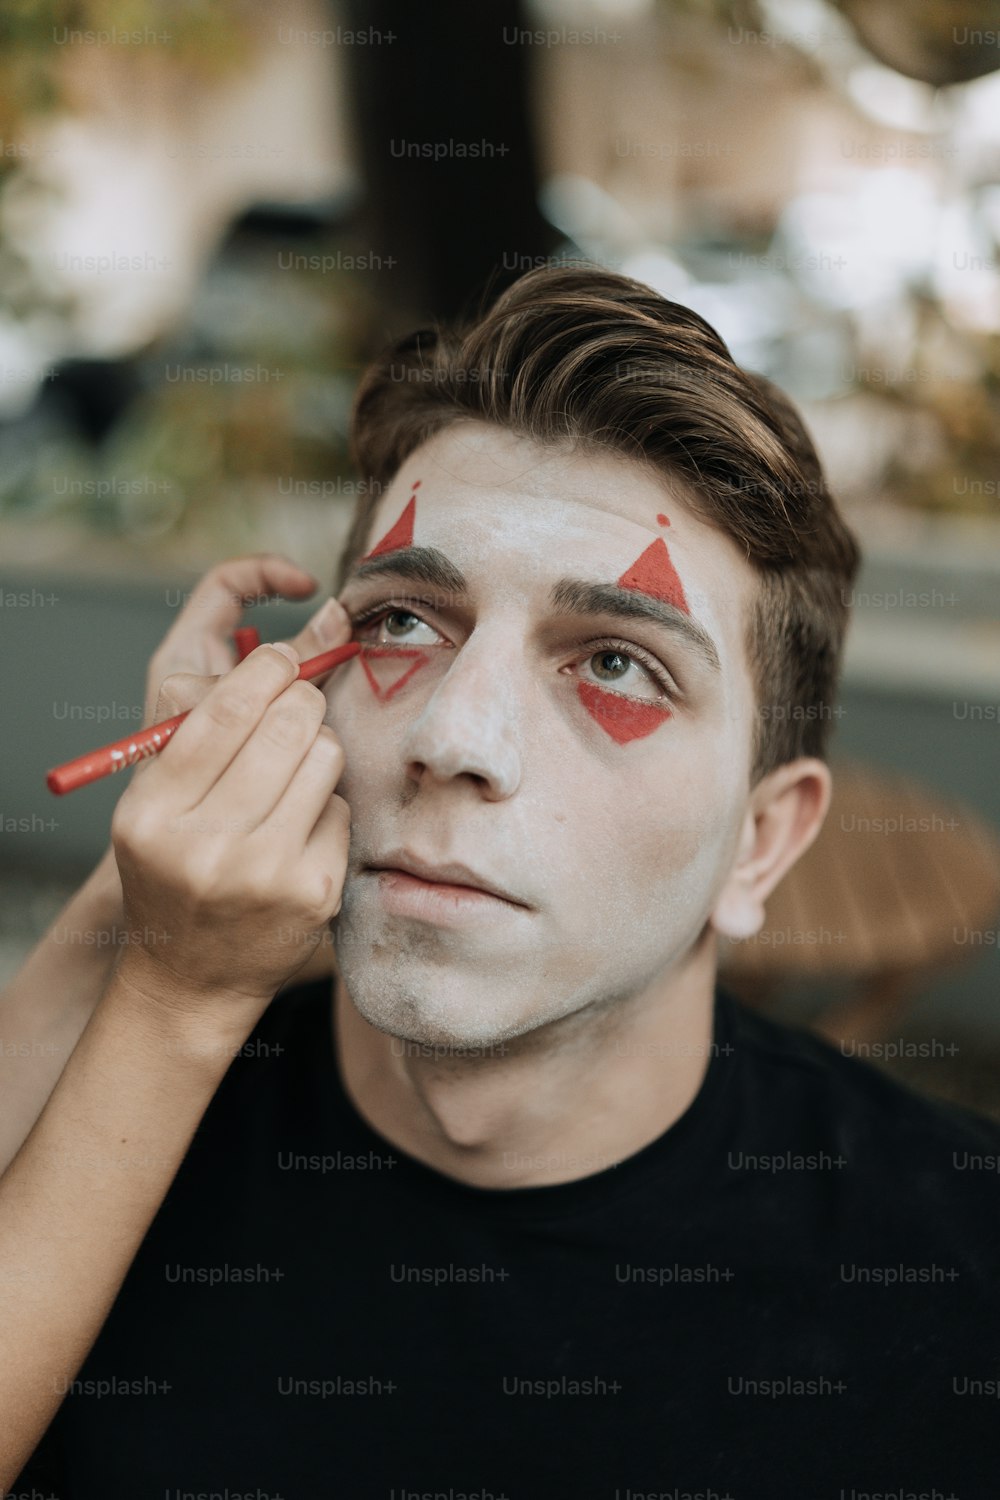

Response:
(92, 554), (350, 931)
(109, 640), (351, 1035)
(142, 552), (347, 728)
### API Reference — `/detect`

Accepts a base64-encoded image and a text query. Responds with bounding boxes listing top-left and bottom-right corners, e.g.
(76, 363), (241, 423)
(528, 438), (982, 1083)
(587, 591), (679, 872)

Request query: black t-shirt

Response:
(11, 977), (1000, 1499)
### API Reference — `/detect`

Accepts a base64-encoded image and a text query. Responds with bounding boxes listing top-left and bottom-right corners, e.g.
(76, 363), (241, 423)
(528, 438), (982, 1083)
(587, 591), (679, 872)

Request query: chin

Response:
(344, 971), (536, 1055)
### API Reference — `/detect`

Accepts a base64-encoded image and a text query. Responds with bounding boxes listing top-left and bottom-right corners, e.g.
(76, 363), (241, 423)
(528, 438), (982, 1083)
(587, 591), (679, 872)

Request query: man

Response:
(5, 266), (999, 1497)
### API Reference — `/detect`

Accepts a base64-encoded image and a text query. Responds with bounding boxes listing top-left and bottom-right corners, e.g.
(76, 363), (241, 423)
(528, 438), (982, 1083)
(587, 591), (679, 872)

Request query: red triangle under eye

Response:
(358, 646), (427, 701)
(577, 681), (671, 743)
(617, 538), (688, 614)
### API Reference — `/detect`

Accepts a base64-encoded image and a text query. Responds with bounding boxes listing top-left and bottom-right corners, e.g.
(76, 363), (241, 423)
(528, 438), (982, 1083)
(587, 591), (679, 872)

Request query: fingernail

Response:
(313, 597), (344, 646)
(268, 642), (298, 663)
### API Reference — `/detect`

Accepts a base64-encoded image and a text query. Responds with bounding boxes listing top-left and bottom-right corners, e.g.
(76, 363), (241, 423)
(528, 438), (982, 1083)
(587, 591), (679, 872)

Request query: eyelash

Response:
(347, 599), (677, 701)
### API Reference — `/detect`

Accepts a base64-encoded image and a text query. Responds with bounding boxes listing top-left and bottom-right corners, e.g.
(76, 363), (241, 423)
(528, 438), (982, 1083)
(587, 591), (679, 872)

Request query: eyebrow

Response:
(342, 546), (722, 674)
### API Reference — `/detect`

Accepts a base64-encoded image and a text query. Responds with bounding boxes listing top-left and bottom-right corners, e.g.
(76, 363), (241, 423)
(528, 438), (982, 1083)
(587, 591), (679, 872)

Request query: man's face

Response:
(322, 420), (758, 1049)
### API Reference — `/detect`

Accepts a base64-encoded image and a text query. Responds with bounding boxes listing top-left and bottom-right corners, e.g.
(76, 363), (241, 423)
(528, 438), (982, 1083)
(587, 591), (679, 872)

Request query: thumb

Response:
(131, 671), (221, 783)
(150, 670), (221, 726)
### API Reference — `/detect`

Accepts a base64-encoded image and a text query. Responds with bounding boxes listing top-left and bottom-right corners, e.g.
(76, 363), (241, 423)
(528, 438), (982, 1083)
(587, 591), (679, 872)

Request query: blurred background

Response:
(2, 0), (999, 1113)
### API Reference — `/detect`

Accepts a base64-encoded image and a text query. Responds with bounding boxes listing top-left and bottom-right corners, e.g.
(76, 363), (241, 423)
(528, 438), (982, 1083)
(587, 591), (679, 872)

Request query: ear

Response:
(710, 758), (832, 942)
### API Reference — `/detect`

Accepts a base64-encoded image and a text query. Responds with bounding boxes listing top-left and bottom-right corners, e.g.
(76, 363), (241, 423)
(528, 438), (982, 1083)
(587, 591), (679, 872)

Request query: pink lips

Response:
(369, 850), (528, 907)
(368, 867), (531, 926)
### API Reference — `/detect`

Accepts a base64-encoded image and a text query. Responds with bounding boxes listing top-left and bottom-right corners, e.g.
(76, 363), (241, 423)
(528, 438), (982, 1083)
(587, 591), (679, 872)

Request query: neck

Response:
(331, 938), (719, 1190)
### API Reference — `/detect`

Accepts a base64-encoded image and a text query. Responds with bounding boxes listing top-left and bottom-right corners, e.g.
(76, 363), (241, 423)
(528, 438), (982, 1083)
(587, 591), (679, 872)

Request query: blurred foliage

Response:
(875, 301), (1000, 515)
(0, 0), (257, 161)
(0, 0), (261, 344)
(0, 0), (377, 555)
(0, 231), (382, 548)
(1, 0), (999, 543)
(0, 0), (257, 122)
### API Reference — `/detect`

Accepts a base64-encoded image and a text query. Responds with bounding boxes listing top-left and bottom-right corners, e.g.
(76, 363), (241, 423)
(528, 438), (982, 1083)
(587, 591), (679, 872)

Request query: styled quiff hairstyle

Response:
(336, 265), (861, 785)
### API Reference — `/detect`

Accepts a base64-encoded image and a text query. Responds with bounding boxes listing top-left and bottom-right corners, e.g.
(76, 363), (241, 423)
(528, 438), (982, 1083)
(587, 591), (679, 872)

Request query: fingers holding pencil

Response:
(46, 640), (360, 796)
(136, 593), (353, 784)
(130, 643), (309, 811)
(109, 639), (353, 1014)
(45, 553), (360, 796)
(146, 557), (352, 726)
(145, 579), (354, 777)
(143, 553), (337, 727)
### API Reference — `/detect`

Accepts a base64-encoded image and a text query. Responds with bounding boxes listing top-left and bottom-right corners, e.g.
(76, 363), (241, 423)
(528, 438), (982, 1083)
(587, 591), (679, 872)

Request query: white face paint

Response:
(322, 420), (758, 1050)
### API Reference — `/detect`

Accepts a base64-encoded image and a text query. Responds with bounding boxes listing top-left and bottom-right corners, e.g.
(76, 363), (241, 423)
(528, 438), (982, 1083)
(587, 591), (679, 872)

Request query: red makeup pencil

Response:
(46, 640), (360, 796)
(232, 626), (261, 661)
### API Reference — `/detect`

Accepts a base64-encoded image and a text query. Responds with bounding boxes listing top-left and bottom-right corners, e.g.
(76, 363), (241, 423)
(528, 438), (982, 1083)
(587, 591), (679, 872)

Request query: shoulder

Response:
(720, 989), (1000, 1251)
(724, 988), (1000, 1150)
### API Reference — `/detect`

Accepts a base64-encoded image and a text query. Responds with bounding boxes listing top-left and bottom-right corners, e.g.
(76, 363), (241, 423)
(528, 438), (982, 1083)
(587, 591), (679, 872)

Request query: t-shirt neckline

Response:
(314, 979), (740, 1222)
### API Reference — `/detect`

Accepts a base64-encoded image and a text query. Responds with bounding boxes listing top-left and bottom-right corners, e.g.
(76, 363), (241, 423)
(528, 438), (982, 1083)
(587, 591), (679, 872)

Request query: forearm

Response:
(0, 963), (240, 1483)
(0, 848), (123, 1177)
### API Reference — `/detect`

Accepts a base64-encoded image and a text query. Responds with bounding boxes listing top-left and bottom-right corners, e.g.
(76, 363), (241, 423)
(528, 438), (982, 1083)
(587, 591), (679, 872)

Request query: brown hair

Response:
(336, 265), (861, 784)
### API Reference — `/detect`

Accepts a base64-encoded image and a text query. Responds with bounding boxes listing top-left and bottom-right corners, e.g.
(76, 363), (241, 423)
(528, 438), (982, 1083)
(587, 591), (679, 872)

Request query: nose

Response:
(398, 627), (523, 799)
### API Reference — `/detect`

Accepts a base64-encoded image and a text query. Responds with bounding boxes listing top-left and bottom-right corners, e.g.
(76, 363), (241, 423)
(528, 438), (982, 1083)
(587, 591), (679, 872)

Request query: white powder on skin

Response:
(323, 421), (756, 1056)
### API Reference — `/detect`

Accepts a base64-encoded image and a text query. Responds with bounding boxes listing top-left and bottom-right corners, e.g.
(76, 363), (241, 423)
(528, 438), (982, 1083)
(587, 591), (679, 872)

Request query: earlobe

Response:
(709, 758), (832, 942)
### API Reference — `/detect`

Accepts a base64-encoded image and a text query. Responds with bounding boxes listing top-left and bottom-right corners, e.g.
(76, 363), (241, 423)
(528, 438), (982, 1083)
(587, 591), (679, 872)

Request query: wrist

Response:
(75, 847), (124, 933)
(107, 949), (273, 1067)
(30, 851), (124, 1001)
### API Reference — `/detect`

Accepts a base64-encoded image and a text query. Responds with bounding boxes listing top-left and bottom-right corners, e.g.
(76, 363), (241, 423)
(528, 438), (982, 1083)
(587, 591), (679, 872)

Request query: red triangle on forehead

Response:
(362, 494), (416, 561)
(617, 538), (689, 614)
